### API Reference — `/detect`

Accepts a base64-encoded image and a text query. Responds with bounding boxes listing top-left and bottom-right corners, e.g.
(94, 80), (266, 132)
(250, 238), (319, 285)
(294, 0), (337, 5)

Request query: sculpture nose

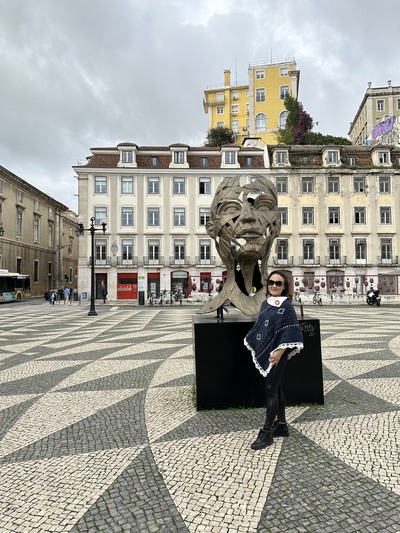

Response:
(238, 201), (256, 223)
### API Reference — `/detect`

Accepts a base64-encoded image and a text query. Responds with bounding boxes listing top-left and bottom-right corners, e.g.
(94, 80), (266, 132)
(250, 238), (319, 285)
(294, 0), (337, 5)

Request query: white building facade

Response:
(74, 141), (400, 304)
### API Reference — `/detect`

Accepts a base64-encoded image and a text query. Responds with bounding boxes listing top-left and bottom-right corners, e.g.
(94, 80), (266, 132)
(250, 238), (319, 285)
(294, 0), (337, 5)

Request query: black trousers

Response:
(264, 350), (289, 430)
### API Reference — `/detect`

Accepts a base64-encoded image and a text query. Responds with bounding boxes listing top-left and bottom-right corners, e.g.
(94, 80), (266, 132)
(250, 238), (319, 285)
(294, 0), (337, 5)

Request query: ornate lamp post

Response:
(76, 217), (107, 316)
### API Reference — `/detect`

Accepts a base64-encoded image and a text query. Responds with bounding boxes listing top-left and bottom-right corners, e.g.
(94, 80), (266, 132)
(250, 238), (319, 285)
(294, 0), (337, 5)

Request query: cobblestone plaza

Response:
(0, 301), (399, 532)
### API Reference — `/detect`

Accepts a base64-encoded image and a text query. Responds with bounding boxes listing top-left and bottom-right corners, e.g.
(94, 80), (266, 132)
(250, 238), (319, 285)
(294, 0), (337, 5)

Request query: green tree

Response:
(205, 126), (235, 147)
(303, 132), (351, 145)
(277, 96), (313, 145)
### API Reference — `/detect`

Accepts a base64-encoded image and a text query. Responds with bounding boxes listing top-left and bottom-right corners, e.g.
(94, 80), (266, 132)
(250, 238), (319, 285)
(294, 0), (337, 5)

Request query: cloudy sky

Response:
(1, 0), (398, 212)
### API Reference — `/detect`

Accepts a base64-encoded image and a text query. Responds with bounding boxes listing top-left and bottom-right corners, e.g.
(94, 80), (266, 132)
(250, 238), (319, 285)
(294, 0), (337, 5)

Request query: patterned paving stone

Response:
(0, 302), (399, 532)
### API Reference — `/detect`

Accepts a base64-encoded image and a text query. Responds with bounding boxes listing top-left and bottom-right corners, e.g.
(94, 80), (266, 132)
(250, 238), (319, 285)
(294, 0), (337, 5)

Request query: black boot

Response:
(250, 428), (273, 450)
(272, 421), (289, 437)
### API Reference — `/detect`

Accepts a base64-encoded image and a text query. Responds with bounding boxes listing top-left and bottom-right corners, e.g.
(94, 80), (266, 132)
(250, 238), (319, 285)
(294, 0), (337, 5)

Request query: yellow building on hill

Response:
(203, 58), (300, 145)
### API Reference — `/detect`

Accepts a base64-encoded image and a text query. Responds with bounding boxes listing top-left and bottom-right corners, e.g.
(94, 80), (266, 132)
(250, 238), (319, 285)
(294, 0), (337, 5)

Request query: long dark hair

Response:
(266, 270), (293, 300)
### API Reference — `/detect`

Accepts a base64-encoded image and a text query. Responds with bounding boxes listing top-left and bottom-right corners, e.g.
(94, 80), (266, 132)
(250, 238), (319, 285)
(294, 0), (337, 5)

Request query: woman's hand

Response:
(269, 348), (285, 366)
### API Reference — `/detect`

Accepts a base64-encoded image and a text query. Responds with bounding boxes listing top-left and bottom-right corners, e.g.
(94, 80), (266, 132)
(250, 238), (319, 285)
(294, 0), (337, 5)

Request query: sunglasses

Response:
(267, 279), (284, 287)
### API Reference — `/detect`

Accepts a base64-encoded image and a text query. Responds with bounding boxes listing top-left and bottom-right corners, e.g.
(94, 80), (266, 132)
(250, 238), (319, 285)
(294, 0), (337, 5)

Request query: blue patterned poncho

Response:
(244, 297), (304, 377)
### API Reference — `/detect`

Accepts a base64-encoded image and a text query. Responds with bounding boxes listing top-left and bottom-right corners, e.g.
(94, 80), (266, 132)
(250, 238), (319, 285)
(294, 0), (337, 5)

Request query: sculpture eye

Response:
(218, 200), (242, 215)
(253, 195), (273, 212)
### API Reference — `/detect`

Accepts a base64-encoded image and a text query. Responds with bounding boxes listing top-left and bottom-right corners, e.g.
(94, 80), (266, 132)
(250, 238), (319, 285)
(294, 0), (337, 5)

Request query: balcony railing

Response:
(324, 256), (347, 266)
(377, 255), (398, 266)
(195, 256), (216, 266)
(272, 256), (294, 266)
(117, 256), (139, 266)
(169, 256), (191, 266)
(88, 256), (111, 266)
(299, 256), (320, 266)
(143, 256), (164, 266)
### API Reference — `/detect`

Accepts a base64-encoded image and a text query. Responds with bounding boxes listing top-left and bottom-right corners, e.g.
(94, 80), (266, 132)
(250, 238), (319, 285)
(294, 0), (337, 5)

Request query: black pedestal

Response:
(193, 314), (324, 410)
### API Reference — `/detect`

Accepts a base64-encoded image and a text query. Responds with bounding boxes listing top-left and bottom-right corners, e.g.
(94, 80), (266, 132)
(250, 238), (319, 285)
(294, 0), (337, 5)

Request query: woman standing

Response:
(244, 271), (303, 450)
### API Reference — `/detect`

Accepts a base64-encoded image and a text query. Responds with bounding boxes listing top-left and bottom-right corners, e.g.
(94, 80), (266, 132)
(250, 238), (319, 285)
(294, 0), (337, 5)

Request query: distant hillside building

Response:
(203, 58), (300, 145)
(349, 81), (400, 146)
(74, 141), (400, 304)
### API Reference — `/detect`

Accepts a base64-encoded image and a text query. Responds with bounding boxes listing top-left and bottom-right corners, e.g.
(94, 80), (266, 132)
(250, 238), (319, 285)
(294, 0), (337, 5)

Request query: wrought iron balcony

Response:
(169, 256), (191, 267)
(195, 256), (216, 266)
(117, 256), (139, 266)
(143, 256), (164, 266)
(88, 256), (111, 266)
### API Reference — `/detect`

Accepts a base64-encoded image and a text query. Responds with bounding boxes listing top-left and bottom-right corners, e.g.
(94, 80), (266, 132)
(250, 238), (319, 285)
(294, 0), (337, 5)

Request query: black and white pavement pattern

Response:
(0, 302), (399, 533)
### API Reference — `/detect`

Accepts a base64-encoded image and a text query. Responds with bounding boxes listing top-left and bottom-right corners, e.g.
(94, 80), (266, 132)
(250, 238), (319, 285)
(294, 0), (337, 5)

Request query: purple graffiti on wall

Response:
(372, 116), (396, 139)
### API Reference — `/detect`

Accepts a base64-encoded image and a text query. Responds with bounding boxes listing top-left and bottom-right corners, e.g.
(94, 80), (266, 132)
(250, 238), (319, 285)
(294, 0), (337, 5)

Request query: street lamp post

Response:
(76, 217), (107, 316)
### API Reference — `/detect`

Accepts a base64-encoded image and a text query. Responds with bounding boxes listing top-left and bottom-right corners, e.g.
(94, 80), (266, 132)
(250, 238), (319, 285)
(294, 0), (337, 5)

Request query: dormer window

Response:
(348, 157), (356, 166)
(220, 147), (240, 169)
(174, 151), (184, 164)
(225, 151), (235, 164)
(272, 149), (290, 167)
(322, 148), (341, 167)
(150, 156), (159, 167)
(122, 150), (133, 163)
(379, 151), (388, 164)
(371, 148), (391, 167)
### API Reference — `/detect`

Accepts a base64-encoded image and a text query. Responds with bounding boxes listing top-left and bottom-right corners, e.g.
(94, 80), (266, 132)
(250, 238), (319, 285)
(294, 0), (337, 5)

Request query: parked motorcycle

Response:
(366, 289), (381, 306)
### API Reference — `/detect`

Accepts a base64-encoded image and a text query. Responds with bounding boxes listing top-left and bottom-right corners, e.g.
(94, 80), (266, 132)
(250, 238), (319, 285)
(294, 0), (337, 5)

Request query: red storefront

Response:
(117, 273), (137, 299)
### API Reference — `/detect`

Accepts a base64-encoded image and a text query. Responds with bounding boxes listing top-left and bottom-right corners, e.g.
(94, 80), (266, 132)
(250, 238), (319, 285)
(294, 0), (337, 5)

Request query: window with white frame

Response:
(302, 207), (314, 225)
(348, 157), (356, 166)
(381, 238), (392, 260)
(121, 176), (133, 194)
(174, 151), (185, 164)
(216, 92), (224, 102)
(231, 120), (239, 133)
(397, 99), (400, 111)
(34, 217), (40, 242)
(216, 121), (224, 127)
(148, 177), (159, 194)
(200, 157), (209, 168)
(256, 88), (265, 102)
(280, 66), (288, 76)
(327, 151), (339, 164)
(277, 239), (288, 261)
(150, 156), (158, 167)
(276, 177), (288, 194)
(122, 150), (133, 163)
(353, 177), (365, 193)
(199, 207), (211, 226)
(148, 207), (160, 226)
(174, 239), (185, 261)
(280, 85), (289, 100)
(302, 177), (314, 193)
(231, 90), (239, 99)
(379, 151), (389, 164)
(380, 206), (392, 224)
(173, 177), (185, 194)
(355, 239), (366, 260)
(255, 113), (266, 132)
(276, 151), (288, 164)
(16, 210), (23, 237)
(354, 206), (366, 224)
(95, 239), (107, 262)
(379, 176), (391, 193)
(34, 199), (40, 212)
(278, 207), (288, 225)
(328, 176), (340, 193)
(377, 99), (384, 111)
(199, 239), (211, 261)
(216, 106), (224, 115)
(16, 190), (23, 204)
(95, 207), (107, 225)
(121, 207), (133, 226)
(302, 155), (308, 165)
(225, 151), (235, 164)
(328, 207), (340, 224)
(329, 239), (340, 261)
(303, 240), (314, 261)
(199, 177), (211, 194)
(122, 239), (133, 261)
(48, 225), (53, 246)
(231, 104), (239, 115)
(148, 239), (159, 260)
(95, 176), (107, 193)
(173, 207), (185, 226)
(279, 111), (288, 129)
(48, 207), (54, 220)
(255, 70), (265, 79)
(245, 156), (253, 167)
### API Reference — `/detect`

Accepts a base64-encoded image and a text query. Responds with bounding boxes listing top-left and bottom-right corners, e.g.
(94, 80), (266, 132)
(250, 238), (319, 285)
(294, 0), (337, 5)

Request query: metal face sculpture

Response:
(198, 175), (281, 316)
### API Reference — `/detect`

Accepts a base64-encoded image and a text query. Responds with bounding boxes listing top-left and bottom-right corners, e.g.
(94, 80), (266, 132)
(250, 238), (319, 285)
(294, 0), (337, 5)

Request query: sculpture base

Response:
(193, 314), (324, 410)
